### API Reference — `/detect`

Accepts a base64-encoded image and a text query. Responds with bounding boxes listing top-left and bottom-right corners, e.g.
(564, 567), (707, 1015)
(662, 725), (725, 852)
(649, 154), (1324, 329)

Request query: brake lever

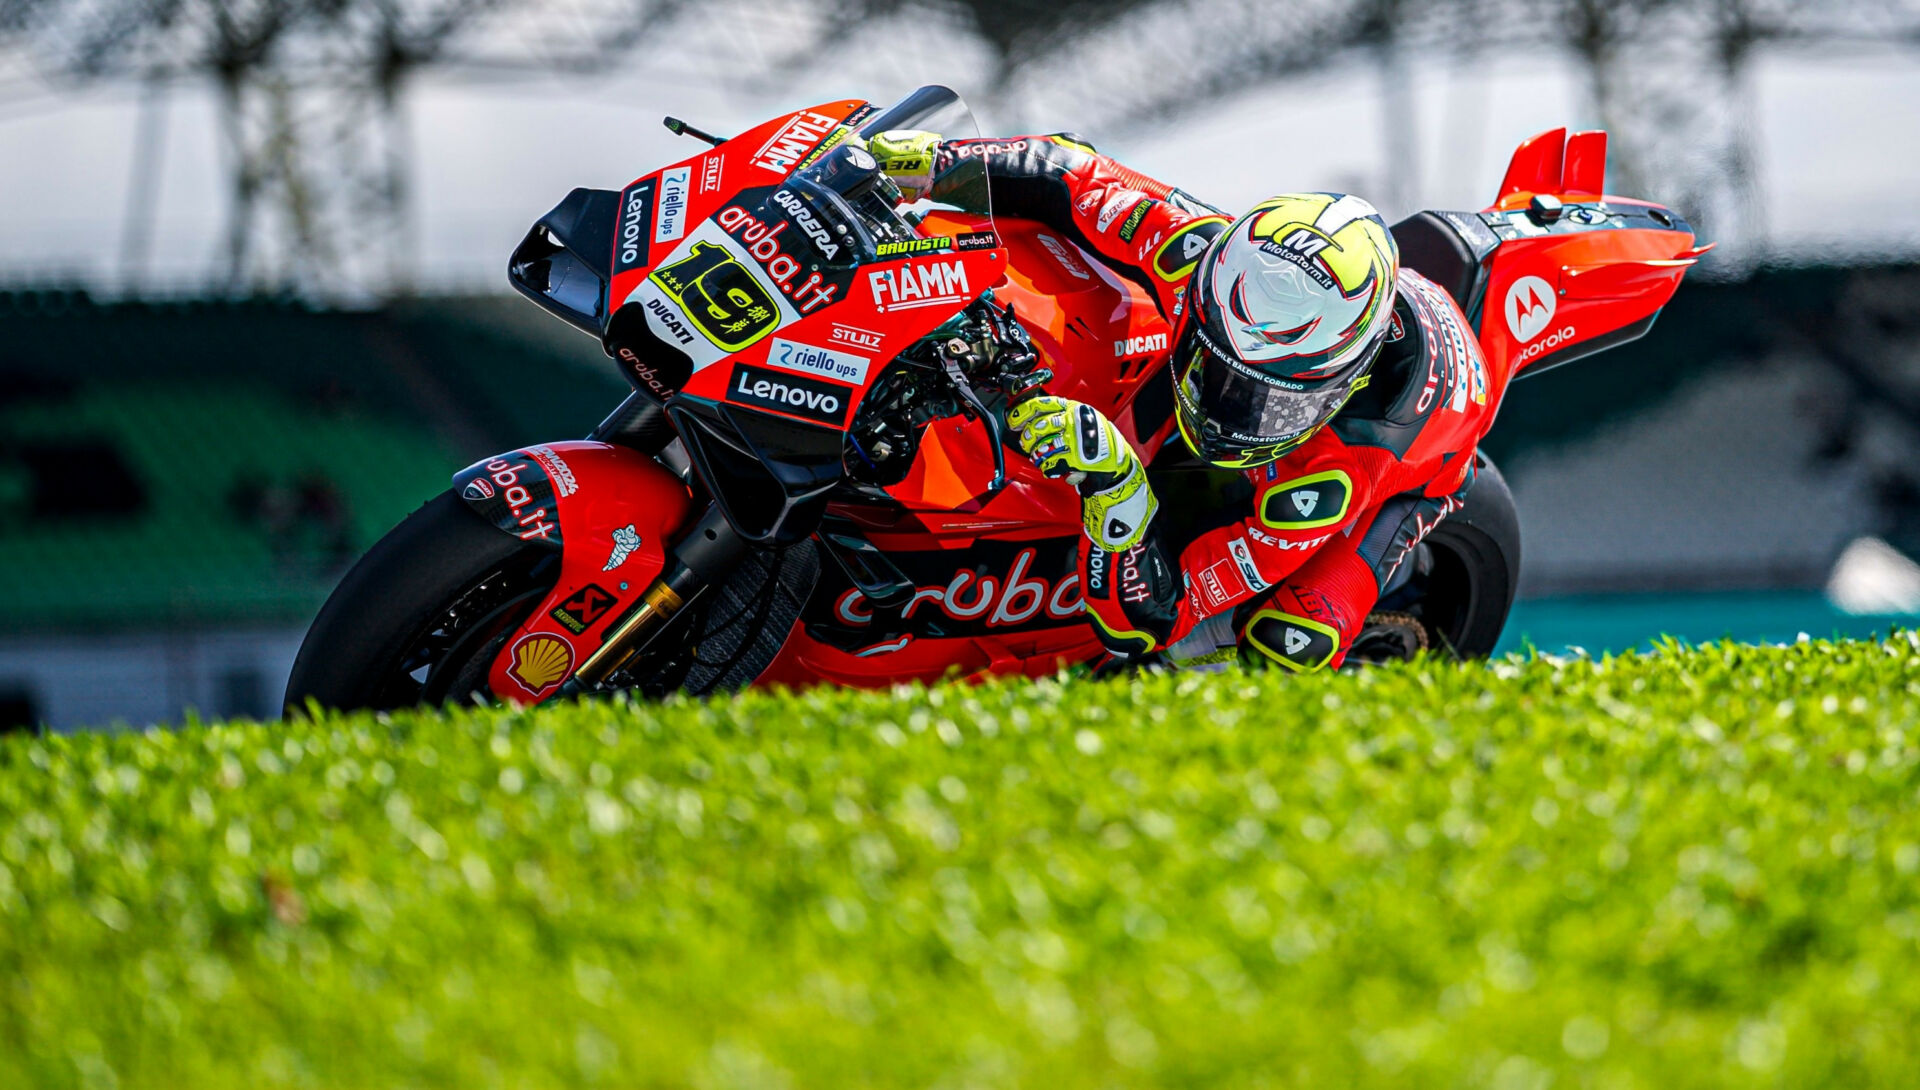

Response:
(938, 338), (1008, 495)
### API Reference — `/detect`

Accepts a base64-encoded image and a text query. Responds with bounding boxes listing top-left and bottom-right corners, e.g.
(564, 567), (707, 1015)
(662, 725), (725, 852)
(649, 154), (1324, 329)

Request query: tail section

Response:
(1392, 128), (1707, 384)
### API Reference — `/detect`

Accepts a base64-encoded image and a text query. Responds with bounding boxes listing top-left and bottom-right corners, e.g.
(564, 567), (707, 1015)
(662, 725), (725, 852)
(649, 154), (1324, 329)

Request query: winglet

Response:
(1561, 130), (1607, 198)
(1496, 127), (1568, 207)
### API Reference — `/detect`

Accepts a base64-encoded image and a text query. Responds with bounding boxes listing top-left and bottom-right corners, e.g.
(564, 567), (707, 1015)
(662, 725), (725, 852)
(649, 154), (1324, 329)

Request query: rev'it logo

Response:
(1504, 275), (1557, 343)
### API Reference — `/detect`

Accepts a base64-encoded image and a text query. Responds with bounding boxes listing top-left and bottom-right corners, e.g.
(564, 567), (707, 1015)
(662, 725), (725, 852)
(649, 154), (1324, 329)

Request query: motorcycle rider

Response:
(865, 130), (1504, 671)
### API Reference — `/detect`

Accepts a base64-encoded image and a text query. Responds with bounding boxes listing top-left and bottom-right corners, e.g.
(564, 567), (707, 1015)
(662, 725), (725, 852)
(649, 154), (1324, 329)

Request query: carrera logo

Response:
(1505, 275), (1557, 342)
(770, 187), (839, 259)
(831, 322), (883, 352)
(654, 167), (689, 244)
(868, 260), (971, 312)
(615, 179), (655, 273)
(729, 362), (852, 425)
(752, 110), (840, 174)
(1113, 332), (1168, 356)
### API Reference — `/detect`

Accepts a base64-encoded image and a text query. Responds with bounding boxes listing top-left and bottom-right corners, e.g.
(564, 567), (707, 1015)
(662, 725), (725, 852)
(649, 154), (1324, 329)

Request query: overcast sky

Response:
(3, 41), (1917, 293)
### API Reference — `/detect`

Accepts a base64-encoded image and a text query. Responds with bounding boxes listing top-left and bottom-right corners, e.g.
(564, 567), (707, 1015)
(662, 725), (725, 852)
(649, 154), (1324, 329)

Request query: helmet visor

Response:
(1172, 320), (1363, 466)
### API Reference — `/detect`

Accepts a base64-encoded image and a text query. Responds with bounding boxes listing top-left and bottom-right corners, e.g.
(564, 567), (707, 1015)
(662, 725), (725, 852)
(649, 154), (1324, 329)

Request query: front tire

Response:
(285, 492), (554, 714)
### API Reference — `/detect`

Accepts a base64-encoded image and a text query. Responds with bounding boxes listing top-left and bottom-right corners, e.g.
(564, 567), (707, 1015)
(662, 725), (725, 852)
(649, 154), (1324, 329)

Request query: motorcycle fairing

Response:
(603, 99), (869, 324)
(600, 96), (1012, 432)
(453, 441), (692, 703)
(1470, 128), (1704, 384)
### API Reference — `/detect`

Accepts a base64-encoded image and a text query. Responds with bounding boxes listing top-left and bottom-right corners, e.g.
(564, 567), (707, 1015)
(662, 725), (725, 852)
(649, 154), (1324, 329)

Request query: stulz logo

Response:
(1113, 332), (1168, 356)
(729, 362), (852, 425)
(835, 547), (1085, 628)
(831, 322), (883, 352)
(770, 187), (839, 259)
(1505, 275), (1557, 342)
(699, 154), (724, 194)
(868, 260), (970, 312)
(615, 179), (655, 272)
(1517, 324), (1579, 366)
(654, 166), (689, 244)
(752, 110), (839, 174)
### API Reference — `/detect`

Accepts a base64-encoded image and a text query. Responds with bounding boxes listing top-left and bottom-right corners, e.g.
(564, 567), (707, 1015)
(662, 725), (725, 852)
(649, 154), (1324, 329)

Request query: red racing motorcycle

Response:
(286, 87), (1705, 711)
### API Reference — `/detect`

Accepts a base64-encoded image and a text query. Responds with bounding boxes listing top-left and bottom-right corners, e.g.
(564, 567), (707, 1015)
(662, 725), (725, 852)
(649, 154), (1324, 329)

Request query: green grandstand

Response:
(0, 291), (626, 631)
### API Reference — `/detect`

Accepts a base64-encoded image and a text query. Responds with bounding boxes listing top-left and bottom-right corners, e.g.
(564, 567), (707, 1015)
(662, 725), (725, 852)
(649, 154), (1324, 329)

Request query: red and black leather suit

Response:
(926, 135), (1513, 670)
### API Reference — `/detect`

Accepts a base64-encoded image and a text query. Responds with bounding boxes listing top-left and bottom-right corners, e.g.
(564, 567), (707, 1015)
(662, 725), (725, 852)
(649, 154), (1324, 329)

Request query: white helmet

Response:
(1173, 193), (1400, 468)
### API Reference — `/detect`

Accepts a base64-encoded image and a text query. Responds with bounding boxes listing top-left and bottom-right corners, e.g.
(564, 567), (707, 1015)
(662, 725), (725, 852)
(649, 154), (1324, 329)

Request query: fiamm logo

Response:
(868, 260), (971, 312)
(752, 111), (840, 174)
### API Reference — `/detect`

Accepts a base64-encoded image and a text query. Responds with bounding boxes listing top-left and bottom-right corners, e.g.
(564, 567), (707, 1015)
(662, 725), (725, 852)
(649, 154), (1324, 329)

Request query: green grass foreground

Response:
(6, 638), (1920, 1088)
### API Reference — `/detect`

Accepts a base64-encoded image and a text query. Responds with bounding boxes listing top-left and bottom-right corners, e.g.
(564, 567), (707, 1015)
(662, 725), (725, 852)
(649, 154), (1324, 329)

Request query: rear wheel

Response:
(1368, 453), (1521, 661)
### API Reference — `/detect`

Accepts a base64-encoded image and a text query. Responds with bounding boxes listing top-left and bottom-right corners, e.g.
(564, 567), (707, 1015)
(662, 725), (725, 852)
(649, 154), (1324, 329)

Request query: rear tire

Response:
(284, 492), (553, 714)
(1415, 453), (1521, 658)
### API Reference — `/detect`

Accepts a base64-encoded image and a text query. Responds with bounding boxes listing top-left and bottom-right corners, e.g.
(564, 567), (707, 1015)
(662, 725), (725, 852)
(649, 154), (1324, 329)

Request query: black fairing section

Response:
(667, 399), (846, 547)
(1391, 210), (1500, 325)
(508, 187), (619, 337)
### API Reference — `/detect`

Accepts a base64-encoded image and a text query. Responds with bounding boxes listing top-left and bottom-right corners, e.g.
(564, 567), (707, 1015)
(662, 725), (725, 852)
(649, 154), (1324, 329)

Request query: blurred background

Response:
(4, 0), (1920, 730)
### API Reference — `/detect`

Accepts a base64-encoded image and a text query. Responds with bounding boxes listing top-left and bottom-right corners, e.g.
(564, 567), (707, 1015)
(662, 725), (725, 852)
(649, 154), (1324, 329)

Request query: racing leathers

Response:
(906, 133), (1511, 672)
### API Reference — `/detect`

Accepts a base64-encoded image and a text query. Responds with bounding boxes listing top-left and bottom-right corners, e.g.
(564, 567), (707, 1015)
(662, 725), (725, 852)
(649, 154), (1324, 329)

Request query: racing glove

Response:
(1007, 396), (1158, 551)
(866, 130), (942, 201)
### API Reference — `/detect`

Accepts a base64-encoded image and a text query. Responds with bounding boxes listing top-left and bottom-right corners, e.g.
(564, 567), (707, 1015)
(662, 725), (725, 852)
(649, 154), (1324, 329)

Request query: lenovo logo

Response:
(729, 362), (852, 425)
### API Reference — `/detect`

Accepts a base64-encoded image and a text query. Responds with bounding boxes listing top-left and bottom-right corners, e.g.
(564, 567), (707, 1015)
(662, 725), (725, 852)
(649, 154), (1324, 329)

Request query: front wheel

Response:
(285, 491), (822, 714)
(285, 492), (556, 713)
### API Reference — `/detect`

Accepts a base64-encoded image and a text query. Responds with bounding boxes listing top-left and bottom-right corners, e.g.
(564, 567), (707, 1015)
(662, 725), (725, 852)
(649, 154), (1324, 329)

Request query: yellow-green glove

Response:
(1007, 396), (1158, 551)
(866, 129), (942, 201)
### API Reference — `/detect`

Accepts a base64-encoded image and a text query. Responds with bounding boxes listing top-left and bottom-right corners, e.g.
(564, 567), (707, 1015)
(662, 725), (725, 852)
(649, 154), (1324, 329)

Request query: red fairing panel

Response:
(474, 442), (693, 704)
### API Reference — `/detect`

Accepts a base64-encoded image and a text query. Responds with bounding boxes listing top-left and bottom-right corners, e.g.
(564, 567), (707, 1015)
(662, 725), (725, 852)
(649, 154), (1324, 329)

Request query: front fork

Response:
(557, 393), (749, 697)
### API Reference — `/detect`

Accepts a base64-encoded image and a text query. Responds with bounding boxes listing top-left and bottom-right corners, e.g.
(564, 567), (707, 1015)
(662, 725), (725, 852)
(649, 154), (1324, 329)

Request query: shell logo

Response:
(507, 633), (574, 695)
